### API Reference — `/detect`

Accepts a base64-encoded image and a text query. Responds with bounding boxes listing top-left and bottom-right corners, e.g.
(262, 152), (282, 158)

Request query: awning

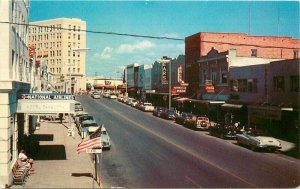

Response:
(175, 97), (191, 103)
(189, 99), (225, 104)
(221, 103), (243, 109)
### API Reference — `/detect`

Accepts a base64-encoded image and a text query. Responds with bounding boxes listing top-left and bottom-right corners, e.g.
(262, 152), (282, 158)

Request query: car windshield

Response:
(82, 123), (98, 127)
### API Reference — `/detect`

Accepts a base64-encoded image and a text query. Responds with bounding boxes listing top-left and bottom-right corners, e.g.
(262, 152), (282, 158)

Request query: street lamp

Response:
(67, 48), (90, 94)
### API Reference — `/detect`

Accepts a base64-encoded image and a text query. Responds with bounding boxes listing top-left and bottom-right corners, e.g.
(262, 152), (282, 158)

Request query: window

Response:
(211, 68), (217, 85)
(77, 68), (80, 73)
(290, 75), (299, 92)
(247, 79), (257, 92)
(10, 135), (13, 161)
(73, 52), (75, 57)
(251, 49), (257, 57)
(73, 68), (75, 73)
(293, 50), (299, 59)
(78, 34), (80, 40)
(201, 69), (206, 85)
(68, 50), (70, 56)
(78, 52), (80, 57)
(273, 76), (285, 92)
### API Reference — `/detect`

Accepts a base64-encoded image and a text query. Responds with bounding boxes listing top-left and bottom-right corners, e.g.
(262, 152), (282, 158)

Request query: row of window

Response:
(29, 24), (82, 33)
(250, 49), (299, 59)
(229, 76), (299, 93)
(200, 67), (228, 85)
(273, 75), (299, 92)
(49, 67), (81, 74)
(29, 33), (81, 42)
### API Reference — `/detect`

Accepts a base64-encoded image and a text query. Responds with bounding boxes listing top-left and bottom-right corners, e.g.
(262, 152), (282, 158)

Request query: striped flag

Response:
(76, 125), (103, 154)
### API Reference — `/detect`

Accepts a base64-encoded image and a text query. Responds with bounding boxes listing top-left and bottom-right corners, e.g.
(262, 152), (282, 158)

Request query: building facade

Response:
(29, 18), (87, 94)
(185, 32), (300, 96)
(0, 0), (34, 186)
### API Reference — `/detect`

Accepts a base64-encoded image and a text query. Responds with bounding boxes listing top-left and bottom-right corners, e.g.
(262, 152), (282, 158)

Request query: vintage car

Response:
(186, 115), (210, 130)
(80, 120), (98, 139)
(88, 125), (111, 150)
(77, 115), (94, 128)
(141, 102), (155, 112)
(175, 112), (194, 125)
(153, 107), (166, 117)
(209, 122), (241, 139)
(92, 92), (101, 99)
(236, 130), (282, 152)
(160, 109), (177, 120)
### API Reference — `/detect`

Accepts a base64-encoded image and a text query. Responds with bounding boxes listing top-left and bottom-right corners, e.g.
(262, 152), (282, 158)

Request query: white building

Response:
(0, 0), (34, 186)
(29, 18), (87, 94)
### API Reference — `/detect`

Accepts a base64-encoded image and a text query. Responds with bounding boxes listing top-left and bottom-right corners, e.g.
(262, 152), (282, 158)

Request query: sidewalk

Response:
(12, 119), (100, 188)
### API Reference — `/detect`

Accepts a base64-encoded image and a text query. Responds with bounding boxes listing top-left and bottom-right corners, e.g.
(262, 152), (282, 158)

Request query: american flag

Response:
(76, 125), (103, 154)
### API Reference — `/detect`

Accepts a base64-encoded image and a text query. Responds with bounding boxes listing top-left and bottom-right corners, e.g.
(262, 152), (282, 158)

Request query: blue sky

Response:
(29, 1), (299, 78)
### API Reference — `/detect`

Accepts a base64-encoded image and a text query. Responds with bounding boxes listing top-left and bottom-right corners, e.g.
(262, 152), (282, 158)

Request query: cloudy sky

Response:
(29, 1), (299, 78)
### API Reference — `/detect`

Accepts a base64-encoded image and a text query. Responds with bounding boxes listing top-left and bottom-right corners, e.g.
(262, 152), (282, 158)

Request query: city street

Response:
(76, 95), (300, 188)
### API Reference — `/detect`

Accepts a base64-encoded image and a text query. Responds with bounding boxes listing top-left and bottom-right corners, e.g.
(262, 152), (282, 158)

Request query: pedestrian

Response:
(18, 149), (34, 170)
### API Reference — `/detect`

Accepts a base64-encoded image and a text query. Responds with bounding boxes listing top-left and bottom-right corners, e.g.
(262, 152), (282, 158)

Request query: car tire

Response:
(251, 145), (257, 152)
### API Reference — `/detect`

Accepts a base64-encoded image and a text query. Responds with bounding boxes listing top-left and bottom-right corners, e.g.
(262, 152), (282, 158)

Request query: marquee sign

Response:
(19, 93), (75, 100)
(17, 100), (75, 114)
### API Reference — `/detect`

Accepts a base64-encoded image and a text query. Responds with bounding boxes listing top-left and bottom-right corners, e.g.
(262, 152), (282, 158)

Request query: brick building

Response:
(185, 32), (300, 96)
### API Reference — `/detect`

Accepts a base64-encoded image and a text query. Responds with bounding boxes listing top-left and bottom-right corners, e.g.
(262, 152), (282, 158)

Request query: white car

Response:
(109, 94), (117, 99)
(88, 125), (111, 150)
(236, 130), (282, 152)
(141, 102), (155, 112)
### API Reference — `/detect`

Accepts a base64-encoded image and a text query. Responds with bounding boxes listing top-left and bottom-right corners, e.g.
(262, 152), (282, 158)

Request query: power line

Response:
(0, 21), (184, 41)
(1, 21), (298, 50)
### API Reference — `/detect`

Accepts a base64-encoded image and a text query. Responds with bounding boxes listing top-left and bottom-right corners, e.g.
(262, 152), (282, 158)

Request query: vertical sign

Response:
(161, 62), (168, 84)
(178, 64), (182, 83)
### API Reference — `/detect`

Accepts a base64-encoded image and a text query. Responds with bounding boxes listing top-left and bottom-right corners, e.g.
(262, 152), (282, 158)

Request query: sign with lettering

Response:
(17, 100), (75, 114)
(178, 64), (182, 83)
(19, 94), (75, 100)
(172, 86), (187, 94)
(161, 62), (168, 84)
(205, 85), (215, 93)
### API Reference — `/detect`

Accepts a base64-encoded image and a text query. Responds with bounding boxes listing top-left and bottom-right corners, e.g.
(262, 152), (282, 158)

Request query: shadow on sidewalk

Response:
(33, 145), (66, 160)
(71, 173), (93, 178)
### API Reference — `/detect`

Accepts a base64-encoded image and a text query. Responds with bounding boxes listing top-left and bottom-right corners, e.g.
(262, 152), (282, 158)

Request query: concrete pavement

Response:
(12, 119), (101, 188)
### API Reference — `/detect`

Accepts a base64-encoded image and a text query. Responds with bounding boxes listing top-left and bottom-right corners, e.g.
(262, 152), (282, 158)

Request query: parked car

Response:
(236, 130), (282, 152)
(75, 101), (83, 112)
(126, 98), (135, 105)
(109, 94), (117, 99)
(153, 106), (166, 117)
(209, 122), (242, 139)
(103, 92), (110, 98)
(186, 115), (210, 130)
(141, 102), (155, 112)
(77, 115), (94, 128)
(131, 99), (138, 107)
(175, 112), (194, 125)
(161, 109), (177, 120)
(88, 125), (111, 150)
(92, 92), (101, 99)
(80, 120), (98, 139)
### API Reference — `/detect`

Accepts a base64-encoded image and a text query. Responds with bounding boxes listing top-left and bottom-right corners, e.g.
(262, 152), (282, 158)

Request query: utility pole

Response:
(168, 59), (172, 110)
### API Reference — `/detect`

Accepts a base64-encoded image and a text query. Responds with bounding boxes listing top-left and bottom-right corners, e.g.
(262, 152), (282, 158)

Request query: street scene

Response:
(0, 0), (299, 188)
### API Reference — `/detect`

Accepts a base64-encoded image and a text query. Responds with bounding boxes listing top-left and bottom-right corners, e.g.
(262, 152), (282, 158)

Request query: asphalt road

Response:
(76, 95), (300, 188)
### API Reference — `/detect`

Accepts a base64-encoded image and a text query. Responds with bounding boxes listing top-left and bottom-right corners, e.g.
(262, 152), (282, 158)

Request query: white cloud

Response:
(116, 40), (155, 54)
(162, 33), (181, 39)
(100, 47), (114, 59)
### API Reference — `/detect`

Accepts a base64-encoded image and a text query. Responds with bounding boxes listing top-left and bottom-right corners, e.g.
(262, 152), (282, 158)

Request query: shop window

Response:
(230, 80), (238, 92)
(273, 76), (285, 92)
(290, 75), (299, 92)
(220, 71), (227, 84)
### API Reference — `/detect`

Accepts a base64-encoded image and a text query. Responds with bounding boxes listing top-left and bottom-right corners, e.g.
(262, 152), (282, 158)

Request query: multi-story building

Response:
(185, 32), (300, 96)
(0, 0), (34, 186)
(230, 59), (299, 140)
(137, 64), (152, 101)
(29, 18), (87, 94)
(126, 64), (139, 97)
